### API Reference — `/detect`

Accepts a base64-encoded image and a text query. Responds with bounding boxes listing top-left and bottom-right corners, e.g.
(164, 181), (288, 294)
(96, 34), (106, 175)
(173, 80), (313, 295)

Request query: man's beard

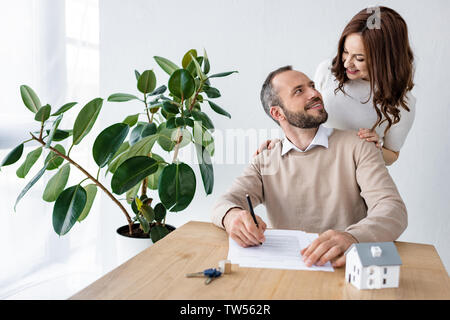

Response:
(283, 105), (328, 129)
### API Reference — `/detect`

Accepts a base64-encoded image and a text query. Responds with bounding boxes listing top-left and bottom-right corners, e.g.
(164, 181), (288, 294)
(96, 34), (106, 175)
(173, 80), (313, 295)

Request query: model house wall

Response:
(345, 243), (401, 290)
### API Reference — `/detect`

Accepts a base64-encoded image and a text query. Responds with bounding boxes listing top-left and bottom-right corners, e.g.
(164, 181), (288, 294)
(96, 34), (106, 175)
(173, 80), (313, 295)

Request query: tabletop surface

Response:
(71, 221), (450, 300)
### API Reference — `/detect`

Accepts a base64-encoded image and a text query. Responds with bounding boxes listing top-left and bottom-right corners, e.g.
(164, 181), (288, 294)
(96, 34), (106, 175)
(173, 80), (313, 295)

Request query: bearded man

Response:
(210, 66), (407, 268)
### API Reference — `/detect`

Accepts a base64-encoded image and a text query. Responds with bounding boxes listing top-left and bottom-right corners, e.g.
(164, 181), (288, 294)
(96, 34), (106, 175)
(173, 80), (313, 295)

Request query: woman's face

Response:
(342, 33), (369, 81)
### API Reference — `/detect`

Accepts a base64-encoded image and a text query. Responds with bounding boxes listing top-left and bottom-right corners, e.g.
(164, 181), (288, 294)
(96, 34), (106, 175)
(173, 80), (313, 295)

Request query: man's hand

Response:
(301, 230), (357, 268)
(223, 208), (267, 247)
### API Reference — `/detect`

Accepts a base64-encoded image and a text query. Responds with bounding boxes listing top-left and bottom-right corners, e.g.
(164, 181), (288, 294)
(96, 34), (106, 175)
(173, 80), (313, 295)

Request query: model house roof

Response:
(345, 242), (402, 267)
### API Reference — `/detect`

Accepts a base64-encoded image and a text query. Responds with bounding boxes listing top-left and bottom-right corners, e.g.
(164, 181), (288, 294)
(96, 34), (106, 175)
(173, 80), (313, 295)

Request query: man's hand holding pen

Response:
(223, 208), (267, 248)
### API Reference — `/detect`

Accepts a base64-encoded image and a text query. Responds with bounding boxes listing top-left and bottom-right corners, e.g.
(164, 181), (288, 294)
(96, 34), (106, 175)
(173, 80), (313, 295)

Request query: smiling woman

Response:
(323, 6), (416, 165)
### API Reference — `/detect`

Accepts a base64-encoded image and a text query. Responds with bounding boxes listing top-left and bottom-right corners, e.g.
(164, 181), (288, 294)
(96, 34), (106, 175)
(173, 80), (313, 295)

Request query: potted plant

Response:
(1, 48), (236, 260)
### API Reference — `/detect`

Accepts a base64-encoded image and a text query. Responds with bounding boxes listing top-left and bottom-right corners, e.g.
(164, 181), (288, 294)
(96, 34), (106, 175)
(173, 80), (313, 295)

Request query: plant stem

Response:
(172, 127), (183, 163)
(22, 137), (34, 144)
(30, 133), (134, 235)
(144, 93), (151, 123)
(67, 143), (74, 158)
(141, 177), (148, 197)
(39, 122), (44, 140)
(79, 177), (89, 185)
(188, 80), (205, 111)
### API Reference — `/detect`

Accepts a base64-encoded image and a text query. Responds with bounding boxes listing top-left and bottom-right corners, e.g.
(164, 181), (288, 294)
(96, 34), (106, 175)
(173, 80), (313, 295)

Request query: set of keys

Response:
(185, 260), (232, 285)
(186, 268), (222, 285)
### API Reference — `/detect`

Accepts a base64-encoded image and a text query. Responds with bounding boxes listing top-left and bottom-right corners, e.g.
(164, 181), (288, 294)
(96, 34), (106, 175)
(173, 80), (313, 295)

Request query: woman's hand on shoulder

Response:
(253, 139), (281, 157)
(357, 128), (382, 149)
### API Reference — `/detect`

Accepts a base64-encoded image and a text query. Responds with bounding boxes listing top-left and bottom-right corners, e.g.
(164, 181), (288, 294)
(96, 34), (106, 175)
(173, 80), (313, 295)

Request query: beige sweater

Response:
(211, 129), (407, 242)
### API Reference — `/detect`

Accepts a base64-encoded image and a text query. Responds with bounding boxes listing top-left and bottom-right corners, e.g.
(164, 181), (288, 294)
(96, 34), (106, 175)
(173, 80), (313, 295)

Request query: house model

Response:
(344, 242), (402, 290)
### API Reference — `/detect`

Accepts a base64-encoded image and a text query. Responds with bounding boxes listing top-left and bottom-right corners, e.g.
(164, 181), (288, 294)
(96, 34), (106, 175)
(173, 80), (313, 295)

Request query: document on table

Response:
(227, 229), (334, 272)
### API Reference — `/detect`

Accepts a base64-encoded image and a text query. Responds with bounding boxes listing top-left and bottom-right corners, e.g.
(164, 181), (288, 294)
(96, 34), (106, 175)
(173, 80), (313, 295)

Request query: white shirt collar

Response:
(281, 125), (334, 156)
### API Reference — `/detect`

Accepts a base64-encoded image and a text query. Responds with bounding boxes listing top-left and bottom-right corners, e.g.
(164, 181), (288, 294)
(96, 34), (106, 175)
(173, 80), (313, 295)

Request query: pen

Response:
(246, 194), (259, 228)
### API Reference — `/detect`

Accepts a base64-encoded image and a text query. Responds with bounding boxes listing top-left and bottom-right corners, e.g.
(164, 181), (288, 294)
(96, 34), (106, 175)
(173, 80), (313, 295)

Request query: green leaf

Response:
(182, 49), (197, 69)
(78, 184), (97, 222)
(111, 156), (159, 194)
(191, 110), (214, 130)
(14, 162), (49, 211)
(154, 56), (180, 76)
(158, 125), (192, 151)
(93, 123), (130, 168)
(107, 141), (129, 167)
(108, 93), (140, 102)
(20, 85), (41, 113)
(1, 144), (24, 167)
(45, 114), (63, 148)
(34, 104), (51, 122)
(162, 101), (180, 114)
(149, 85), (167, 96)
(168, 69), (195, 100)
(156, 124), (191, 151)
(51, 102), (77, 116)
(156, 123), (176, 152)
(203, 48), (210, 74)
(129, 122), (157, 146)
(202, 85), (221, 98)
(45, 144), (65, 170)
(195, 143), (214, 195)
(108, 134), (158, 174)
(42, 163), (70, 202)
(189, 54), (206, 80)
(53, 185), (87, 235)
(154, 203), (166, 222)
(137, 70), (157, 94)
(72, 98), (103, 145)
(137, 216), (150, 234)
(158, 162), (196, 212)
(150, 225), (169, 243)
(45, 129), (72, 142)
(122, 114), (139, 127)
(16, 147), (43, 178)
(141, 204), (155, 223)
(193, 122), (214, 157)
(186, 56), (204, 78)
(135, 70), (141, 81)
(126, 181), (141, 204)
(208, 71), (238, 78)
(147, 154), (166, 190)
(207, 100), (231, 118)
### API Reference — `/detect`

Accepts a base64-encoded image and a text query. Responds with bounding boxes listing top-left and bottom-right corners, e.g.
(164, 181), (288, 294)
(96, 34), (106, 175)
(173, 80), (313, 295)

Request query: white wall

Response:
(98, 0), (450, 273)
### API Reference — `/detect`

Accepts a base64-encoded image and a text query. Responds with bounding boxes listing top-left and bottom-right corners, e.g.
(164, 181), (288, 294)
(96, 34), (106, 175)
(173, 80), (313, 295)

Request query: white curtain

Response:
(0, 0), (101, 299)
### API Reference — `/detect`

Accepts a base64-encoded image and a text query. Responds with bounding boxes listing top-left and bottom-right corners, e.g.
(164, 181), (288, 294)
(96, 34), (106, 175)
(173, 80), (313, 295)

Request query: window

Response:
(383, 278), (387, 285)
(0, 0), (100, 299)
(384, 267), (387, 274)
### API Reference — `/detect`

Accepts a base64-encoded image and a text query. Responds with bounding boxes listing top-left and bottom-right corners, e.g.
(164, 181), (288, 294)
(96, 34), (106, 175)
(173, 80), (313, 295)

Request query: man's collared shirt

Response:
(281, 125), (334, 156)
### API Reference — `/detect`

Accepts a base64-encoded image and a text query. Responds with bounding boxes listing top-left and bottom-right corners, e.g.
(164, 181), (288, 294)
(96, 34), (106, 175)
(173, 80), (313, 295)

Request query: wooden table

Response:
(71, 221), (450, 300)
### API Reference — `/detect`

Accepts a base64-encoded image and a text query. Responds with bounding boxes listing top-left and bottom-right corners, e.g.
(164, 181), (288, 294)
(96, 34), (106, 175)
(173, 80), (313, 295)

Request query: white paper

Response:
(227, 229), (334, 272)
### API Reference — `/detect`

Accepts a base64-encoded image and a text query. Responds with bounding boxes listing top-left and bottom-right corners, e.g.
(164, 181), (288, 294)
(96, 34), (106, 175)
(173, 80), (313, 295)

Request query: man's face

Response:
(271, 70), (327, 128)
